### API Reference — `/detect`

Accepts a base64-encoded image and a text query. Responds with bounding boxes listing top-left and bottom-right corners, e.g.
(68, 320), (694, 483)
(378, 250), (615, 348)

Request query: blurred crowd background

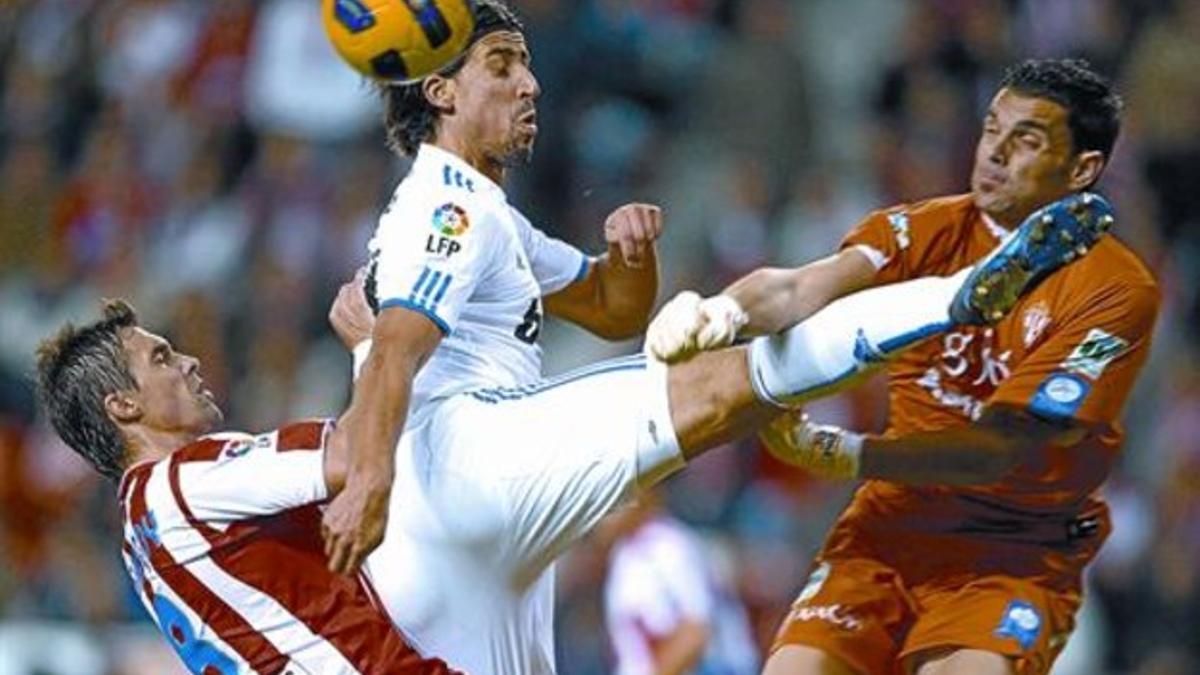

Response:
(1, 0), (1197, 673)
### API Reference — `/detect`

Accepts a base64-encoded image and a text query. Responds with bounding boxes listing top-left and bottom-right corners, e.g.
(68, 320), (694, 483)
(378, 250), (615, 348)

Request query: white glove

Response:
(644, 292), (748, 363)
(759, 411), (863, 480)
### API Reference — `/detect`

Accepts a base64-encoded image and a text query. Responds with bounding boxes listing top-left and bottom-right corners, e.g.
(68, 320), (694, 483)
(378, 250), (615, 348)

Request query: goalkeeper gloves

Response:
(759, 411), (863, 480)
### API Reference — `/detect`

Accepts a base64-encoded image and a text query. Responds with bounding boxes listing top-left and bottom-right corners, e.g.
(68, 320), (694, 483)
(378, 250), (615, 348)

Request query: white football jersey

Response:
(360, 145), (688, 675)
(366, 144), (589, 416)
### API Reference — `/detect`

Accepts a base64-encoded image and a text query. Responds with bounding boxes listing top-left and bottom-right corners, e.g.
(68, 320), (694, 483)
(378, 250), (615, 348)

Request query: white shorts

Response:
(431, 353), (682, 570)
(367, 355), (685, 675)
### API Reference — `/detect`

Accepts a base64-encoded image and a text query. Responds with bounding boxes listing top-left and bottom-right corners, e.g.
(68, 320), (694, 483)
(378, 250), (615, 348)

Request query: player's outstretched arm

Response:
(762, 405), (1082, 485)
(722, 247), (877, 335)
(645, 247), (875, 363)
(545, 202), (662, 340)
(322, 279), (442, 575)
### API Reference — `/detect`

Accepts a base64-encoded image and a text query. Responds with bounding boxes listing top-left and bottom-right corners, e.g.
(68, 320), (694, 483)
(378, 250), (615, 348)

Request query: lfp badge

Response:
(432, 203), (470, 236)
(427, 203), (469, 256)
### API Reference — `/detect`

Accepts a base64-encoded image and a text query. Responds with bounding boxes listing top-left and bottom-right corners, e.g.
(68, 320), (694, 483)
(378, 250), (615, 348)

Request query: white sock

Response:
(749, 269), (969, 407)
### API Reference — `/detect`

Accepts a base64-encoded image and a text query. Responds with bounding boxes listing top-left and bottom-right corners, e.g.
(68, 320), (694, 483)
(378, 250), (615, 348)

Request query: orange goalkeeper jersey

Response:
(830, 193), (1159, 580)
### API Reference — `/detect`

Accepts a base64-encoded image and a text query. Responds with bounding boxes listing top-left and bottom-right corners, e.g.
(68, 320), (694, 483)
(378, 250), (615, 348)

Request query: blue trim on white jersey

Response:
(429, 273), (453, 314)
(406, 266), (453, 307)
(573, 256), (592, 283)
(409, 267), (432, 302)
(419, 271), (443, 305)
(439, 163), (475, 192)
(380, 298), (451, 335)
(470, 354), (646, 404)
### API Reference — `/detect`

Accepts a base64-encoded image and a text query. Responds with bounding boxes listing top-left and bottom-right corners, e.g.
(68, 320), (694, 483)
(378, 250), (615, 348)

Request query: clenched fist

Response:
(604, 203), (663, 268)
(329, 267), (375, 350)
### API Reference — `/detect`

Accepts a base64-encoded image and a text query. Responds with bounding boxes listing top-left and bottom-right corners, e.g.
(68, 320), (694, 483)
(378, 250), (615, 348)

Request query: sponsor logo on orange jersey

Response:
(917, 329), (1014, 419)
(995, 600), (1042, 651)
(1029, 372), (1090, 420)
(787, 603), (863, 632)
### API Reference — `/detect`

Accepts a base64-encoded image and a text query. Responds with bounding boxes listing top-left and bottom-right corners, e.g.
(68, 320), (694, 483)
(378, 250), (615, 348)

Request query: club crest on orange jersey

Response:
(427, 203), (469, 256)
(1022, 301), (1051, 348)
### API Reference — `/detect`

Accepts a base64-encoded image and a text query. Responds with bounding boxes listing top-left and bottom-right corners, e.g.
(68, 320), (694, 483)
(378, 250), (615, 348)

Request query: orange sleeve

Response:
(987, 282), (1160, 426)
(839, 206), (959, 286)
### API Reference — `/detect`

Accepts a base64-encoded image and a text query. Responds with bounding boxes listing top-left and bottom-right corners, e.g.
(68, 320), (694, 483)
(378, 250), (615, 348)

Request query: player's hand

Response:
(759, 411), (862, 480)
(604, 203), (663, 269)
(329, 267), (375, 350)
(321, 472), (391, 575)
(644, 291), (748, 363)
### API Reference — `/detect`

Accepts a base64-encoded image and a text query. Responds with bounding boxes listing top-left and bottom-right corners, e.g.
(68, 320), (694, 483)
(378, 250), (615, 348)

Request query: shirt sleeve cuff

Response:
(379, 297), (451, 335)
(850, 244), (890, 270)
(573, 255), (593, 283)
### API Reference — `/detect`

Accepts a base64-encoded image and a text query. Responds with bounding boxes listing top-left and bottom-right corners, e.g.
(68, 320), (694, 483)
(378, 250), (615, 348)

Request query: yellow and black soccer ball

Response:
(323, 0), (476, 83)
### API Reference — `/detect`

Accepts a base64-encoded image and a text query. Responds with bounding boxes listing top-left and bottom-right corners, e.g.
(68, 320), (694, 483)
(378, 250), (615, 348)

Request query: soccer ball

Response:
(323, 0), (477, 83)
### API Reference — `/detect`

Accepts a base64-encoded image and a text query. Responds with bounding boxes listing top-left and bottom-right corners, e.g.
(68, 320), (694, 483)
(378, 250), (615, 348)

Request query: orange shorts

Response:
(770, 557), (1082, 675)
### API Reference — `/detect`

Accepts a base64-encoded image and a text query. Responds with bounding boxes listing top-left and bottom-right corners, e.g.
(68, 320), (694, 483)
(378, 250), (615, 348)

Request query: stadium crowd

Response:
(0, 0), (1196, 673)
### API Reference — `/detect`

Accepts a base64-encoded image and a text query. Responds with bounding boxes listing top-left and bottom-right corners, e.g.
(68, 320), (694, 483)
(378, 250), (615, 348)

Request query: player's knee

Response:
(762, 645), (860, 675)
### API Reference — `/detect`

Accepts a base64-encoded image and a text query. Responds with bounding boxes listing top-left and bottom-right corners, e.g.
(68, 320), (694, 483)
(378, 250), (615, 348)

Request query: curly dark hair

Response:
(35, 300), (140, 482)
(1000, 58), (1123, 160)
(381, 0), (526, 156)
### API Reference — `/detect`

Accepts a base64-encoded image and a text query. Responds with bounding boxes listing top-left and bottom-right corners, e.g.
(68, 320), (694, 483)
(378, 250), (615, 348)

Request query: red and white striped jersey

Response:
(117, 419), (458, 675)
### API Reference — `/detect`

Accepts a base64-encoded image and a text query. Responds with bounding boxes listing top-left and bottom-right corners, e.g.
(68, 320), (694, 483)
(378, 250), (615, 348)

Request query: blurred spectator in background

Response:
(599, 491), (759, 675)
(0, 1), (1196, 673)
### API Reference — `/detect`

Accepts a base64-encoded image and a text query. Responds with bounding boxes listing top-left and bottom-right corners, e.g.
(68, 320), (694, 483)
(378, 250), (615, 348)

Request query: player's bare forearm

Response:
(594, 243), (659, 335)
(723, 248), (876, 336)
(545, 202), (663, 339)
(859, 426), (1021, 485)
(546, 201), (662, 339)
(544, 246), (660, 340)
(322, 342), (411, 572)
(323, 309), (441, 573)
(859, 406), (1079, 485)
(651, 620), (710, 675)
(324, 276), (405, 494)
(344, 352), (406, 482)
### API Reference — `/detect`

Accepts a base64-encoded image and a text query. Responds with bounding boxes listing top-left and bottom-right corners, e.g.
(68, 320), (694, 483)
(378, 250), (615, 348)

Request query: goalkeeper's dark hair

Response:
(1001, 58), (1123, 160)
(35, 300), (140, 482)
(381, 0), (526, 157)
